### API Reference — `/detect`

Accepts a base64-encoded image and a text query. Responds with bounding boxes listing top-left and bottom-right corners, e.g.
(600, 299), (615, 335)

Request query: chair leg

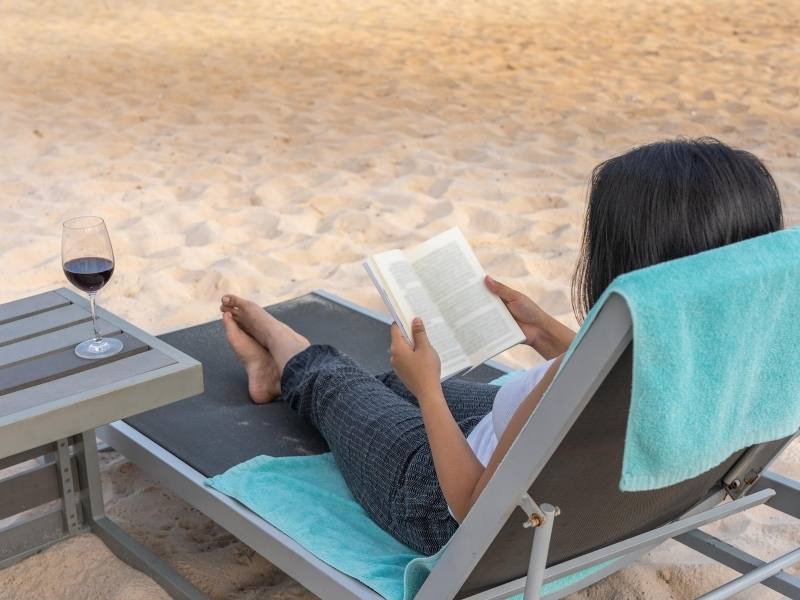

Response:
(677, 529), (800, 598)
(697, 547), (800, 600)
(524, 504), (559, 600)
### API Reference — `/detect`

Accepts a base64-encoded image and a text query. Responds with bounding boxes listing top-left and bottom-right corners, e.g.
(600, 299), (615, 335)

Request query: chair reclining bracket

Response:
(722, 433), (799, 500)
(517, 494), (561, 600)
(518, 493), (560, 529)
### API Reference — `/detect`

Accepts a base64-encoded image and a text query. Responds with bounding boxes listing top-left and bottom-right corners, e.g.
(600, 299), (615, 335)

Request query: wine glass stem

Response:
(88, 292), (101, 341)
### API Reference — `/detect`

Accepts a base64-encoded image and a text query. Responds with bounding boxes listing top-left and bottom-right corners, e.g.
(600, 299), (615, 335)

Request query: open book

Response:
(364, 228), (525, 380)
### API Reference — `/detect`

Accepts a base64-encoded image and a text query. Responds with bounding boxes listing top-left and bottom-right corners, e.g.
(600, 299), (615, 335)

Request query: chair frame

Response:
(98, 290), (800, 600)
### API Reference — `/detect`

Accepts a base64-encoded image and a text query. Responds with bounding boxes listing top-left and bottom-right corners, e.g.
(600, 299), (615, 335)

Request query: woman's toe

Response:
(222, 294), (239, 307)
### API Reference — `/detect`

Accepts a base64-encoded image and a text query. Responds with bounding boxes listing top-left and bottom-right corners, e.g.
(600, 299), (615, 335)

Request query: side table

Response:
(0, 288), (205, 599)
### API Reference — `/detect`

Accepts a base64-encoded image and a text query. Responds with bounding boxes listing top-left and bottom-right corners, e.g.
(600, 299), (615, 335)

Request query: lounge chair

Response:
(99, 290), (800, 600)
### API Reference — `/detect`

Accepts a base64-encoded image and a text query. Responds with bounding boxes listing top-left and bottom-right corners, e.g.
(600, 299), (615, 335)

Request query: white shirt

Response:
(466, 359), (555, 467)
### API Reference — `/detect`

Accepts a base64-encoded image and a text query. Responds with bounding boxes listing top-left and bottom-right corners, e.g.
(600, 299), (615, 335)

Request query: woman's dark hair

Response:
(572, 137), (783, 321)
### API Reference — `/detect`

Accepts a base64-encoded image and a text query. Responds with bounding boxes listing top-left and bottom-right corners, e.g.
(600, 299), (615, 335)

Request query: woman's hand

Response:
(485, 275), (547, 345)
(485, 275), (576, 359)
(390, 318), (442, 399)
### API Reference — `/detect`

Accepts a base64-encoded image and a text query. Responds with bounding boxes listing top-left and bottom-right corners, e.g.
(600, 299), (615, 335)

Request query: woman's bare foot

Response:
(220, 294), (310, 370)
(222, 311), (281, 404)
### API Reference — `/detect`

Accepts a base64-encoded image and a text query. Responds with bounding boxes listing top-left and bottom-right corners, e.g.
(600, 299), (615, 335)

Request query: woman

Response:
(219, 138), (783, 555)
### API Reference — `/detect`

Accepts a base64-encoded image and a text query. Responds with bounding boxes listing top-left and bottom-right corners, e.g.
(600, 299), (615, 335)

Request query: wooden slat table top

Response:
(0, 332), (149, 396)
(0, 304), (91, 347)
(0, 288), (203, 460)
(0, 291), (69, 325)
(0, 318), (119, 368)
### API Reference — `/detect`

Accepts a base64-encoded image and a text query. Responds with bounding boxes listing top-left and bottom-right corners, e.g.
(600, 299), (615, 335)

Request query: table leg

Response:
(55, 438), (82, 535)
(0, 439), (82, 570)
(77, 430), (207, 600)
(0, 433), (205, 600)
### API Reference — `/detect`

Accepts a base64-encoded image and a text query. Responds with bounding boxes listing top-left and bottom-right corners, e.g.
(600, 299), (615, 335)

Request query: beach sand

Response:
(0, 0), (798, 597)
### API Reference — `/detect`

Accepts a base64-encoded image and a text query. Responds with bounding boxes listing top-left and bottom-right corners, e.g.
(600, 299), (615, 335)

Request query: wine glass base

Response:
(75, 337), (124, 360)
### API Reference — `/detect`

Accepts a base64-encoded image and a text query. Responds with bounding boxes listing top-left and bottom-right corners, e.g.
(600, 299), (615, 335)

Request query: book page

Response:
(364, 254), (408, 336)
(370, 250), (470, 378)
(408, 228), (524, 366)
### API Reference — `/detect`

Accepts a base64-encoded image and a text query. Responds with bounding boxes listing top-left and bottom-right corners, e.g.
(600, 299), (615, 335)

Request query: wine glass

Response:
(62, 216), (123, 359)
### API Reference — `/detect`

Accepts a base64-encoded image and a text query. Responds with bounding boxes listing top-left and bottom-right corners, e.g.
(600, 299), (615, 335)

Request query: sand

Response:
(0, 0), (798, 597)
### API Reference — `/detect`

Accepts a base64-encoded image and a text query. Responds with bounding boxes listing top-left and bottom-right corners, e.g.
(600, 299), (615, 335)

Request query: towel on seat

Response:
(565, 228), (800, 491)
(206, 452), (608, 600)
(486, 369), (525, 386)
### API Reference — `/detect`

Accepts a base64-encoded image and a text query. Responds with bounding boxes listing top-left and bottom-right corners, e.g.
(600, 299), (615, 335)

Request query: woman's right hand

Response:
(484, 275), (546, 346)
(485, 275), (576, 359)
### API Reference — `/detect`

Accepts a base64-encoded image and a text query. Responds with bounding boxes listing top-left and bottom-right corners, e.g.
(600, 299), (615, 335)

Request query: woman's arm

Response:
(389, 321), (485, 519)
(390, 318), (564, 521)
(415, 386), (486, 519)
(485, 276), (575, 359)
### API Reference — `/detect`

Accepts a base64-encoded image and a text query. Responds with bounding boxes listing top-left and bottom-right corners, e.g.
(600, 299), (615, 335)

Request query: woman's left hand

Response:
(390, 318), (442, 399)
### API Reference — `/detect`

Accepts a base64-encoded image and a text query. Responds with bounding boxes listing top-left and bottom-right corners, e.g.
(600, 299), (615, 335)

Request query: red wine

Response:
(63, 257), (114, 293)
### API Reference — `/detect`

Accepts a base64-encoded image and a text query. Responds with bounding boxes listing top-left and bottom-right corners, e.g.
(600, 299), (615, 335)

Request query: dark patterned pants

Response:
(280, 344), (498, 554)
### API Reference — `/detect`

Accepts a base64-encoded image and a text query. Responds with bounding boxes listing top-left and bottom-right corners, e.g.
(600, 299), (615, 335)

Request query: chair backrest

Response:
(458, 344), (790, 596)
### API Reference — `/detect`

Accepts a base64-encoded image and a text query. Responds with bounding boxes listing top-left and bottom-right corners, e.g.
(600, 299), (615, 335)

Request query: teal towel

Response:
(206, 453), (608, 600)
(207, 454), (425, 600)
(565, 228), (800, 491)
(487, 370), (525, 386)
